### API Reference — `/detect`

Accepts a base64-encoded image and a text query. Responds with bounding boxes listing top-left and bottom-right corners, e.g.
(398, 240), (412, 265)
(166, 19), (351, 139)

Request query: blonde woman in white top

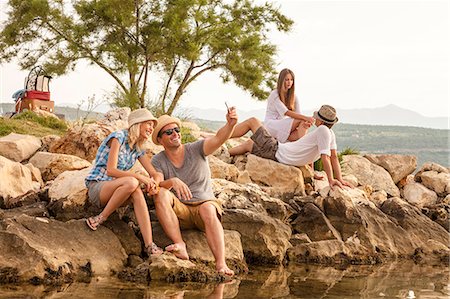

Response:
(264, 68), (315, 143)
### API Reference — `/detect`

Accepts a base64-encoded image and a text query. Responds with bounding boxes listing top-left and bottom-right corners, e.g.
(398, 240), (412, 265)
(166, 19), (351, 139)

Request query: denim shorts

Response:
(86, 181), (106, 208)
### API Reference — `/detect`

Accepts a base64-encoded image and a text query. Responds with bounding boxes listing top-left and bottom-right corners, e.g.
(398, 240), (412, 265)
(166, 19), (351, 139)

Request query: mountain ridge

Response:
(181, 104), (448, 130)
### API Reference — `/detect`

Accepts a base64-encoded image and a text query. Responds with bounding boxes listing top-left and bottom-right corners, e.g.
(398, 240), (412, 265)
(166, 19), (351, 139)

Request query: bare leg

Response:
(287, 120), (309, 142)
(98, 177), (140, 219)
(230, 117), (262, 138)
(287, 120), (307, 141)
(228, 139), (254, 156)
(129, 187), (155, 248)
(154, 188), (189, 260)
(199, 203), (234, 276)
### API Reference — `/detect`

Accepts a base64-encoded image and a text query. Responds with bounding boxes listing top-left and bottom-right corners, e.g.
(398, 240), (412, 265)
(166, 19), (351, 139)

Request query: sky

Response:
(0, 0), (449, 119)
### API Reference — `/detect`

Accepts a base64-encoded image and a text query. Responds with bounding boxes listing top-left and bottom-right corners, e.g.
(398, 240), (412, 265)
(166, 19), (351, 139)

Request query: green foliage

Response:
(0, 112), (68, 137)
(313, 147), (359, 171)
(13, 111), (68, 130)
(180, 126), (197, 144)
(0, 0), (293, 114)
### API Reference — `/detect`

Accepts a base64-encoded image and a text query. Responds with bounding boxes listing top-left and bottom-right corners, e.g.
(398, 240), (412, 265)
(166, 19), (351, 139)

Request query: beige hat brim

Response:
(152, 115), (182, 145)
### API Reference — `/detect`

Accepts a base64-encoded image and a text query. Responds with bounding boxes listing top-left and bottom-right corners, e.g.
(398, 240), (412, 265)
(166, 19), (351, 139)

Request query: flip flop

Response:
(86, 214), (104, 231)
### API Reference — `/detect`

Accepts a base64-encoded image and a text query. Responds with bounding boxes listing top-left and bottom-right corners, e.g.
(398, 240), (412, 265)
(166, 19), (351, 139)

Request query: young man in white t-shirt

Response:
(229, 105), (353, 189)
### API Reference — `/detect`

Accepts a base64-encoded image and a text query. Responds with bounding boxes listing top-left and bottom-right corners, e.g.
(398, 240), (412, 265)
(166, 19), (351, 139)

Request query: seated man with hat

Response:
(229, 104), (353, 189)
(151, 107), (238, 276)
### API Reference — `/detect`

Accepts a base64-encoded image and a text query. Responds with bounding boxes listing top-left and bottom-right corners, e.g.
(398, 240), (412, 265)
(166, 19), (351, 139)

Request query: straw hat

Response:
(152, 115), (182, 145)
(128, 108), (157, 128)
(313, 105), (338, 124)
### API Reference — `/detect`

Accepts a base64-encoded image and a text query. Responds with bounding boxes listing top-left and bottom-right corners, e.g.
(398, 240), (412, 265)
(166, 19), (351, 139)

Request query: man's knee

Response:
(199, 203), (220, 225)
(154, 188), (174, 208)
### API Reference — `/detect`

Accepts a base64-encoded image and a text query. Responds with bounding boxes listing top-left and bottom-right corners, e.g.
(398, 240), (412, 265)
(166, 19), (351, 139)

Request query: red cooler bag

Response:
(26, 90), (50, 101)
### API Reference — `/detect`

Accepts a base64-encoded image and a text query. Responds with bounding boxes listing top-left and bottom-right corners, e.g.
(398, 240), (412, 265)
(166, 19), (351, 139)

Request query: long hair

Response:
(277, 68), (295, 111)
(127, 123), (146, 151)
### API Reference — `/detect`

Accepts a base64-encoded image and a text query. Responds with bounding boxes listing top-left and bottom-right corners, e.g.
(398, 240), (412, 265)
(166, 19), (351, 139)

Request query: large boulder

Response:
(364, 154), (417, 184)
(29, 152), (92, 181)
(288, 187), (450, 265)
(152, 224), (246, 272)
(0, 156), (43, 207)
(208, 155), (239, 182)
(222, 209), (292, 265)
(245, 154), (306, 198)
(50, 108), (130, 161)
(0, 133), (42, 162)
(341, 155), (400, 197)
(0, 215), (127, 284)
(402, 181), (438, 207)
(213, 179), (295, 222)
(415, 170), (450, 198)
(48, 167), (92, 220)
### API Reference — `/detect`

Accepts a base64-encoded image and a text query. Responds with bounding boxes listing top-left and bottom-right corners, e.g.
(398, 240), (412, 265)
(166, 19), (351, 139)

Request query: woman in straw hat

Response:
(262, 68), (315, 143)
(85, 108), (163, 256)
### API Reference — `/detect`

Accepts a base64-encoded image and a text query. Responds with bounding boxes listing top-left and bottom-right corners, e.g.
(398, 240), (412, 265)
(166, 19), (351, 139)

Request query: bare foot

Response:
(165, 243), (189, 260)
(217, 265), (234, 277)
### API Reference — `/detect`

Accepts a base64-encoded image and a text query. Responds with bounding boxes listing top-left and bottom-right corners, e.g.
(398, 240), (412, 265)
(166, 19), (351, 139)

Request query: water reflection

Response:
(0, 262), (448, 298)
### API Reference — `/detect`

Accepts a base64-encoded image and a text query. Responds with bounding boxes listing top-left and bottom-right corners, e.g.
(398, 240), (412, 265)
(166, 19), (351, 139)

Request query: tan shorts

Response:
(168, 192), (223, 231)
(251, 126), (279, 161)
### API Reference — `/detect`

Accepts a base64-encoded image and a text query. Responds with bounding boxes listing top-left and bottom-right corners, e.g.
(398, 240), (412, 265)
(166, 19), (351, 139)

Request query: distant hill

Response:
(0, 103), (103, 121)
(183, 104), (448, 130)
(191, 118), (449, 168)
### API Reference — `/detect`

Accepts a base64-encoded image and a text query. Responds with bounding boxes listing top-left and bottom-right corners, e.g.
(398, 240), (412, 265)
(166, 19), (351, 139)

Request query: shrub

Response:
(181, 127), (197, 144)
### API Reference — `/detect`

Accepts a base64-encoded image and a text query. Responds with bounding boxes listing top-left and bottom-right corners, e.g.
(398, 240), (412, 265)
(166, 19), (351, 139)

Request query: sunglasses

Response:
(158, 127), (180, 137)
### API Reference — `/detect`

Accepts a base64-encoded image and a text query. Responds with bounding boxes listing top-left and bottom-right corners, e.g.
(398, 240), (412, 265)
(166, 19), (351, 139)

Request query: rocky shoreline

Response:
(0, 108), (449, 286)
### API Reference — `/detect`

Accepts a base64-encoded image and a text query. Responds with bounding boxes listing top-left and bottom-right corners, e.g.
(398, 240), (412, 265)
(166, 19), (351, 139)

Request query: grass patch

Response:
(0, 111), (68, 137)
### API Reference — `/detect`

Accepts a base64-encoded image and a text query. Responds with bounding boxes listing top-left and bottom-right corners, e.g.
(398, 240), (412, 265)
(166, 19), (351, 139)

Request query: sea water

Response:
(0, 261), (448, 298)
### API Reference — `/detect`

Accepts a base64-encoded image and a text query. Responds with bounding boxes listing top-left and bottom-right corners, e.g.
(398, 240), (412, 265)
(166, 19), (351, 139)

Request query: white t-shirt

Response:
(275, 125), (337, 166)
(263, 90), (300, 143)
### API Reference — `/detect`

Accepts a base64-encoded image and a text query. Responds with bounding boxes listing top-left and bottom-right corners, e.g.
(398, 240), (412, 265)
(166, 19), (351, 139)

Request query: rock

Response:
(148, 254), (214, 282)
(420, 204), (449, 232)
(212, 144), (232, 164)
(47, 167), (91, 220)
(245, 154), (305, 197)
(287, 187), (450, 264)
(151, 223), (247, 274)
(402, 181), (438, 207)
(0, 215), (127, 283)
(39, 135), (60, 152)
(50, 108), (130, 161)
(380, 197), (450, 260)
(0, 156), (42, 208)
(181, 121), (202, 139)
(208, 155), (239, 182)
(291, 203), (341, 242)
(232, 154), (248, 171)
(103, 216), (143, 256)
(364, 154), (417, 184)
(222, 209), (292, 265)
(236, 170), (252, 184)
(341, 155), (400, 197)
(0, 133), (42, 162)
(369, 190), (388, 207)
(213, 179), (295, 222)
(416, 162), (449, 175)
(416, 171), (450, 197)
(29, 152), (92, 181)
(290, 233), (312, 246)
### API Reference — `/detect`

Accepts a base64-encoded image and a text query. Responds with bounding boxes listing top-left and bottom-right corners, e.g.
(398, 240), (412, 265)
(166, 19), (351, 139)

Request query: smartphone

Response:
(225, 101), (230, 112)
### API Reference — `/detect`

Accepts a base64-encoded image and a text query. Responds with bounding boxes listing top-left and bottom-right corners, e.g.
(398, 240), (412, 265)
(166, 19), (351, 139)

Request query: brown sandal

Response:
(86, 214), (105, 231)
(146, 242), (163, 256)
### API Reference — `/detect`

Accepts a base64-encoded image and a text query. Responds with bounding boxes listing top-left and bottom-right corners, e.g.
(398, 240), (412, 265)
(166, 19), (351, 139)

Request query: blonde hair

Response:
(277, 68), (295, 111)
(128, 123), (146, 151)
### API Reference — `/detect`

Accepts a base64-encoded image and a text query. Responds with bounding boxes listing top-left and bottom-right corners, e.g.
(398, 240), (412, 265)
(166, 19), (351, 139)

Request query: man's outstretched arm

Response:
(203, 107), (238, 156)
